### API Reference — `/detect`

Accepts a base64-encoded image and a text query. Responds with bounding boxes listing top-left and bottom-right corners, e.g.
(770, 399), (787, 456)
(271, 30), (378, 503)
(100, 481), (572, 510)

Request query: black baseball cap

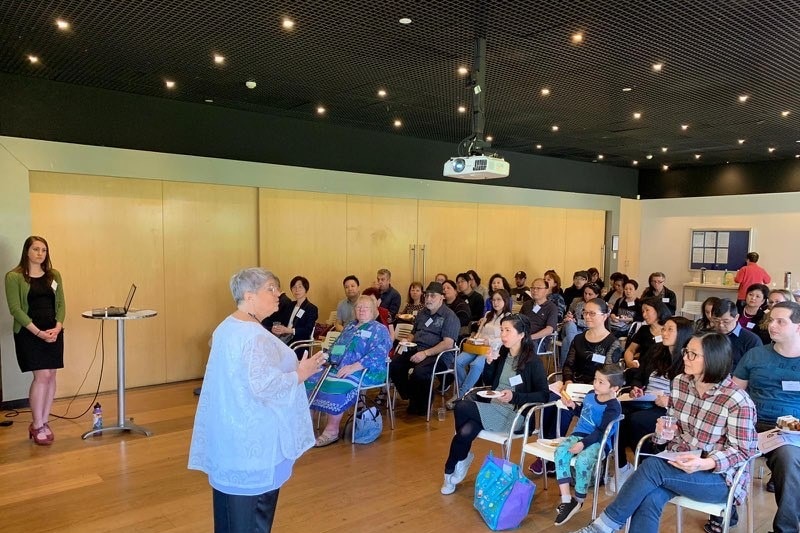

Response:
(424, 281), (444, 295)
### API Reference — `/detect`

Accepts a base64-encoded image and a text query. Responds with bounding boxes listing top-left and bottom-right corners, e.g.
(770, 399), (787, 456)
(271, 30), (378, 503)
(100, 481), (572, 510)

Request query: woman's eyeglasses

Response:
(581, 311), (606, 318)
(681, 348), (703, 361)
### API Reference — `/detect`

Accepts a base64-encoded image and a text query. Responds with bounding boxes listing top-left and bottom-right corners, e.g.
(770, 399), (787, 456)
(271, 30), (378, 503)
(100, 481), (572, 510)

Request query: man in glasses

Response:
(711, 299), (762, 372)
(733, 301), (800, 533)
(520, 278), (559, 342)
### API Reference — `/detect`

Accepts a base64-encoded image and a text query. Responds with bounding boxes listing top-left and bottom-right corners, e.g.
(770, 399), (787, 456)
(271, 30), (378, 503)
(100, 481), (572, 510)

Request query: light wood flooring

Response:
(0, 380), (779, 532)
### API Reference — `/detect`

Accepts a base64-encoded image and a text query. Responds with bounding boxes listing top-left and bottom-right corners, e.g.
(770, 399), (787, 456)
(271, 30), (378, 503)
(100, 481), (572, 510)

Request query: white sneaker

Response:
(441, 474), (456, 495)
(450, 452), (475, 485)
(616, 464), (633, 490)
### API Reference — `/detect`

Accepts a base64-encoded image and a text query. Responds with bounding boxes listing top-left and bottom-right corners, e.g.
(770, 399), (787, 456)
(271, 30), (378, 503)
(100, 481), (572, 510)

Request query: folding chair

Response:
(469, 390), (543, 460)
(394, 322), (414, 341)
(537, 331), (560, 373)
(427, 347), (459, 422)
(289, 339), (322, 357)
(346, 357), (395, 443)
(321, 330), (341, 350)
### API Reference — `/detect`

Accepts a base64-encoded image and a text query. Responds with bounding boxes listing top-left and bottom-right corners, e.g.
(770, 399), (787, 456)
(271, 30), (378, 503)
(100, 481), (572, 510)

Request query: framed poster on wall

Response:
(689, 228), (751, 271)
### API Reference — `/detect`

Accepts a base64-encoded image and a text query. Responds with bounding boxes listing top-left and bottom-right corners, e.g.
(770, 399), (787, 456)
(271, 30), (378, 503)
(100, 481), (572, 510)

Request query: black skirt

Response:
(14, 275), (64, 372)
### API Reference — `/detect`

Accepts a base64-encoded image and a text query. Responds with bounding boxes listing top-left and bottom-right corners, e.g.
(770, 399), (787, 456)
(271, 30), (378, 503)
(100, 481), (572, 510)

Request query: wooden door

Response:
(417, 200), (478, 283)
(563, 208), (607, 276)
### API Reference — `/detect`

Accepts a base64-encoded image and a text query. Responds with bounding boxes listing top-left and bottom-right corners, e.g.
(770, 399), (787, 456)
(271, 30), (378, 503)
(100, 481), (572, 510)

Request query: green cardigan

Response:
(4, 269), (66, 333)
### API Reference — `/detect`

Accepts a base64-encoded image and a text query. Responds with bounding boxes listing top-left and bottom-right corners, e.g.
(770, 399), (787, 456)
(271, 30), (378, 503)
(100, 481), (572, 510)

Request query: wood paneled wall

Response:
(29, 174), (607, 397)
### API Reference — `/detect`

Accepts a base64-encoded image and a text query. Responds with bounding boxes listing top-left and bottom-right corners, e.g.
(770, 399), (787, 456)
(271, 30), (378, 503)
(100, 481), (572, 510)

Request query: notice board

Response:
(689, 229), (751, 271)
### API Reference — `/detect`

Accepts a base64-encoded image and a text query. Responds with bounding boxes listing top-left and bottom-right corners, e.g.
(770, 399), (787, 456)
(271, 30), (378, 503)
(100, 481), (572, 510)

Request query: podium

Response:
(80, 309), (157, 439)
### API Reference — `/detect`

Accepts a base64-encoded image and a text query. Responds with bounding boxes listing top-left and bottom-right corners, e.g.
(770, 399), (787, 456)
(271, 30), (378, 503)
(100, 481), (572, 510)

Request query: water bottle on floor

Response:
(92, 402), (103, 430)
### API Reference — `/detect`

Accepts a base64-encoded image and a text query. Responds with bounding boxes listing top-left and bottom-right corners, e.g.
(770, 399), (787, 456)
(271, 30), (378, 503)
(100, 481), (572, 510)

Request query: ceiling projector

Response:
(443, 155), (510, 180)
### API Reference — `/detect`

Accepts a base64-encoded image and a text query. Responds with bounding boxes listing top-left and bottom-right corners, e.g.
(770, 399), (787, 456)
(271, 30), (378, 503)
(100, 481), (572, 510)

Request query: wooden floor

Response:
(0, 380), (779, 533)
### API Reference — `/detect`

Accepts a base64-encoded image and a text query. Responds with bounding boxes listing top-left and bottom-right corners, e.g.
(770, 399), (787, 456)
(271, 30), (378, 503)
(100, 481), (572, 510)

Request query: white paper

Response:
(704, 249), (717, 263)
(758, 428), (800, 453)
(704, 232), (717, 247)
(717, 232), (730, 247)
(692, 248), (704, 263)
(618, 393), (658, 402)
(692, 232), (705, 247)
(645, 449), (703, 461)
(716, 248), (729, 264)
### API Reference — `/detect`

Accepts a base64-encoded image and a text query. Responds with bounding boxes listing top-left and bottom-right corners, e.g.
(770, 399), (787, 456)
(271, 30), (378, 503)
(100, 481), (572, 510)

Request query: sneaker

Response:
(441, 473), (456, 495)
(554, 498), (583, 526)
(450, 452), (474, 485)
(568, 523), (605, 533)
(529, 458), (544, 475)
(616, 463), (633, 491)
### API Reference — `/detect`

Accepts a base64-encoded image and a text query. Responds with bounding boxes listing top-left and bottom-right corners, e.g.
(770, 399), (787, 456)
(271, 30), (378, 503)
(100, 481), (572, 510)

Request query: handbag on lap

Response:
(473, 451), (536, 530)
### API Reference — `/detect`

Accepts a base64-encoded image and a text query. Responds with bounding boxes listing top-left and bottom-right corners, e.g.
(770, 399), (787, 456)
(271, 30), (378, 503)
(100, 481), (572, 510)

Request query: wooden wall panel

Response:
(476, 204), (523, 282)
(162, 182), (258, 382)
(345, 195), (419, 304)
(258, 189), (348, 318)
(563, 208), (606, 276)
(417, 200), (478, 283)
(29, 172), (166, 395)
(619, 198), (642, 281)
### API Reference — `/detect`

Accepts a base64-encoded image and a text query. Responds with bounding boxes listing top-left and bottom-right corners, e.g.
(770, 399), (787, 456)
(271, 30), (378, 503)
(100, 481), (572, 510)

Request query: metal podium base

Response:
(81, 420), (153, 439)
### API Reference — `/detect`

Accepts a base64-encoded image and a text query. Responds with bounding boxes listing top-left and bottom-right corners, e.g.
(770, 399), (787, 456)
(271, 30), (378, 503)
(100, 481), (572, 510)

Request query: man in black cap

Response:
(511, 271), (532, 302)
(389, 281), (461, 415)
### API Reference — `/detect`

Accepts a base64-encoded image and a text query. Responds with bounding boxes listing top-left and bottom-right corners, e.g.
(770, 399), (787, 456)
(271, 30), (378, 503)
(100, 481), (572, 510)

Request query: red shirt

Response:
(734, 263), (771, 300)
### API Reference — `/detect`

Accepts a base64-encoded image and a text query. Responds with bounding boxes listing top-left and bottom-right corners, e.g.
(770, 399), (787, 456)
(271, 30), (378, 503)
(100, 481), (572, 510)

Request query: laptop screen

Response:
(123, 284), (137, 311)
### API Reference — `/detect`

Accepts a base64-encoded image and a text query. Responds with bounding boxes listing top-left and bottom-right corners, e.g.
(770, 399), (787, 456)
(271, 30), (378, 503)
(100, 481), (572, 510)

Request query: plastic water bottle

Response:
(92, 402), (103, 430)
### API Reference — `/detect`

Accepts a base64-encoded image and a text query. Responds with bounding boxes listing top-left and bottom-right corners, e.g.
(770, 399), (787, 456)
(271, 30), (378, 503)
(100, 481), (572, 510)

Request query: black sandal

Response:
(703, 506), (738, 533)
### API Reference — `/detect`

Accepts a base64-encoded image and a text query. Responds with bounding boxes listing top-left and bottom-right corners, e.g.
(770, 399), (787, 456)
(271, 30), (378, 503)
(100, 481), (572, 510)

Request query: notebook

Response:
(92, 284), (137, 317)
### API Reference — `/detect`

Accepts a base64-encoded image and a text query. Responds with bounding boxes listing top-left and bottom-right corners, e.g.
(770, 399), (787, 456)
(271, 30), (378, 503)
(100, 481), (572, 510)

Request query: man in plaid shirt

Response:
(734, 301), (800, 533)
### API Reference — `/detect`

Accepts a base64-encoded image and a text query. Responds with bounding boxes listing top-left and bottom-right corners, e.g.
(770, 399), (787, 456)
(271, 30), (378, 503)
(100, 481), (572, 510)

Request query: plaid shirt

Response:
(666, 374), (758, 505)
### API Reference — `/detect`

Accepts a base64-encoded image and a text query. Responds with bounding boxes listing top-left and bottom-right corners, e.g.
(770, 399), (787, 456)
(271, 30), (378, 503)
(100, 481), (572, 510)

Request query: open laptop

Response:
(92, 284), (137, 317)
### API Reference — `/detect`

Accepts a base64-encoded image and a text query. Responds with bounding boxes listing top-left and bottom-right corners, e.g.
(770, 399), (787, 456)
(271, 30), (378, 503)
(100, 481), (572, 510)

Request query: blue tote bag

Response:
(473, 451), (536, 530)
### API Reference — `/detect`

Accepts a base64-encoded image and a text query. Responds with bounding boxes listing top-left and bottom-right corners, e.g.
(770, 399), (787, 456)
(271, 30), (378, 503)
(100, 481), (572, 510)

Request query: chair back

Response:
(326, 310), (337, 325)
(556, 382), (594, 409)
(394, 322), (414, 340)
(322, 330), (341, 350)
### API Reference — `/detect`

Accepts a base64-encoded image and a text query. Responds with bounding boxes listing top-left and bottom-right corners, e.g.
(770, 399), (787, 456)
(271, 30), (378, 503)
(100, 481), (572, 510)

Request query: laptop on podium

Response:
(92, 284), (137, 317)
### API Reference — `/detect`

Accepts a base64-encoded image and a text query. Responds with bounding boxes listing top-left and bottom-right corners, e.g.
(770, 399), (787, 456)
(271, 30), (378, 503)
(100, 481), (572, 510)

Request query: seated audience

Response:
(560, 283), (601, 367)
(376, 268), (402, 318)
(484, 273), (513, 312)
(434, 273), (448, 284)
(440, 314), (550, 495)
(734, 252), (771, 305)
(563, 270), (589, 310)
(609, 279), (641, 338)
(737, 283), (768, 337)
(570, 332), (758, 533)
(545, 270), (567, 321)
(306, 295), (392, 447)
(442, 280), (471, 337)
(733, 301), (800, 533)
(711, 299), (762, 371)
(457, 272), (485, 321)
(511, 270), (532, 302)
(335, 275), (360, 331)
(449, 289), (512, 407)
(270, 276), (319, 354)
(360, 287), (394, 338)
(401, 281), (425, 316)
(520, 278), (560, 343)
(545, 269), (564, 296)
(467, 269), (488, 300)
(603, 272), (628, 308)
(587, 267), (605, 291)
(757, 289), (794, 344)
(561, 298), (622, 388)
(389, 282), (460, 415)
(640, 271), (677, 314)
(622, 298), (671, 369)
(695, 296), (721, 333)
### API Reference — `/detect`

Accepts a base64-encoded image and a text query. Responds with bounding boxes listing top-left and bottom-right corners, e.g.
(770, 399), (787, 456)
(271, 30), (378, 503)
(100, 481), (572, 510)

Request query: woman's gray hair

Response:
(230, 267), (276, 305)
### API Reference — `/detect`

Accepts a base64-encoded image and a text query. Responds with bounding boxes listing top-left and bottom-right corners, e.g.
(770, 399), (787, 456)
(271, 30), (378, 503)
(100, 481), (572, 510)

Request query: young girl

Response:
(553, 365), (624, 526)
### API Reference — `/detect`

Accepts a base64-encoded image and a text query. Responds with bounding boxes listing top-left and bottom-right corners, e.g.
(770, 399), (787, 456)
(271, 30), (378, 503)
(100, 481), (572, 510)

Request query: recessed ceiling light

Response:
(393, 119), (402, 128)
(551, 125), (559, 132)
(486, 135), (494, 142)
(646, 154), (653, 160)
(535, 144), (542, 149)
(738, 95), (749, 103)
(632, 160), (638, 165)
(204, 99), (213, 103)
(662, 164), (669, 171)
(622, 87), (632, 92)
(768, 147), (776, 153)
(681, 124), (689, 131)
(541, 88), (551, 96)
(282, 18), (295, 30)
(597, 154), (604, 160)
(694, 154), (701, 159)
(55, 19), (70, 30)
(27, 54), (39, 64)
(796, 154), (799, 158)
(632, 112), (642, 120)
(213, 54), (225, 65)
(457, 105), (466, 113)
(652, 63), (663, 72)
(457, 66), (469, 76)
(377, 89), (387, 97)
(399, 17), (412, 25)
(661, 147), (668, 152)
(571, 32), (584, 44)
(738, 139), (745, 144)
(245, 80), (256, 89)
(316, 106), (326, 115)
(781, 110), (791, 117)
(165, 80), (176, 89)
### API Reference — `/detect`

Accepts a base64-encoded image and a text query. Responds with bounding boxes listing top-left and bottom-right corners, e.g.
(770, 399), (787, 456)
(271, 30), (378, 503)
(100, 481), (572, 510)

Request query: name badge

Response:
(509, 374), (523, 387)
(330, 344), (346, 356)
(591, 353), (606, 364)
(654, 335), (663, 343)
(532, 304), (541, 313)
(746, 322), (755, 329)
(661, 298), (670, 303)
(359, 330), (372, 339)
(782, 381), (800, 391)
(296, 308), (305, 318)
(627, 301), (635, 307)
(51, 280), (58, 291)
(425, 317), (433, 327)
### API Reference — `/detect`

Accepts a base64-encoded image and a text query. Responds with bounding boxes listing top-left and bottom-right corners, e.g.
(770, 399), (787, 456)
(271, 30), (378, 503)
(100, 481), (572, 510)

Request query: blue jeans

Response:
(455, 351), (485, 397)
(599, 455), (730, 533)
(560, 322), (586, 367)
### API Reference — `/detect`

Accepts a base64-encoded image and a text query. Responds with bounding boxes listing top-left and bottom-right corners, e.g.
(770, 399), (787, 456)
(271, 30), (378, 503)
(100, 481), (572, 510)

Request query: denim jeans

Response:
(455, 351), (485, 397)
(599, 455), (730, 533)
(766, 443), (800, 533)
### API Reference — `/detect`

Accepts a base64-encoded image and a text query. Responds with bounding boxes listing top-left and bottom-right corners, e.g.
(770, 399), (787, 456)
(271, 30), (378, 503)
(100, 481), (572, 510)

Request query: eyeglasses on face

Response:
(263, 285), (279, 294)
(681, 348), (703, 361)
(531, 286), (547, 290)
(581, 310), (606, 317)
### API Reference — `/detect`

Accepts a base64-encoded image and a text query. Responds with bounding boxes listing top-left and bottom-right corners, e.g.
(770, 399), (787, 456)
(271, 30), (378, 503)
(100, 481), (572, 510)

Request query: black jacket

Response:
(482, 348), (550, 408)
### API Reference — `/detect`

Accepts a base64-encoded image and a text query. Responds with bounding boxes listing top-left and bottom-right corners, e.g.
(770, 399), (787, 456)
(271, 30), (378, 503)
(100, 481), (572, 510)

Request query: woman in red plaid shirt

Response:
(570, 332), (758, 533)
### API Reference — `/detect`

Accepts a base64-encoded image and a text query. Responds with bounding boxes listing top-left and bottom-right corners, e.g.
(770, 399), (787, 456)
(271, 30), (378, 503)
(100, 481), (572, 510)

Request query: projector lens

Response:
(453, 158), (466, 172)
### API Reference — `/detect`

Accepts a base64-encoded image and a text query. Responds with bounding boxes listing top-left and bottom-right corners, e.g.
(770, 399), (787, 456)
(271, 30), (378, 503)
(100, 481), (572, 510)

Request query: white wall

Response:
(640, 192), (800, 307)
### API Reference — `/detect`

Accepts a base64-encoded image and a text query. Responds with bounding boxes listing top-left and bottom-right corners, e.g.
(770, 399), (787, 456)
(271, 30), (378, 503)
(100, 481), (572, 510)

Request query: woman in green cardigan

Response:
(4, 236), (66, 445)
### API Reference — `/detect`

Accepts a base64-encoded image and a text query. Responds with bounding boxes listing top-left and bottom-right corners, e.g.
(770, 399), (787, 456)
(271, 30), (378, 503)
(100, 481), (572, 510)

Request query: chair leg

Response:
(676, 505), (683, 533)
(386, 382), (395, 430)
(427, 373), (435, 422)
